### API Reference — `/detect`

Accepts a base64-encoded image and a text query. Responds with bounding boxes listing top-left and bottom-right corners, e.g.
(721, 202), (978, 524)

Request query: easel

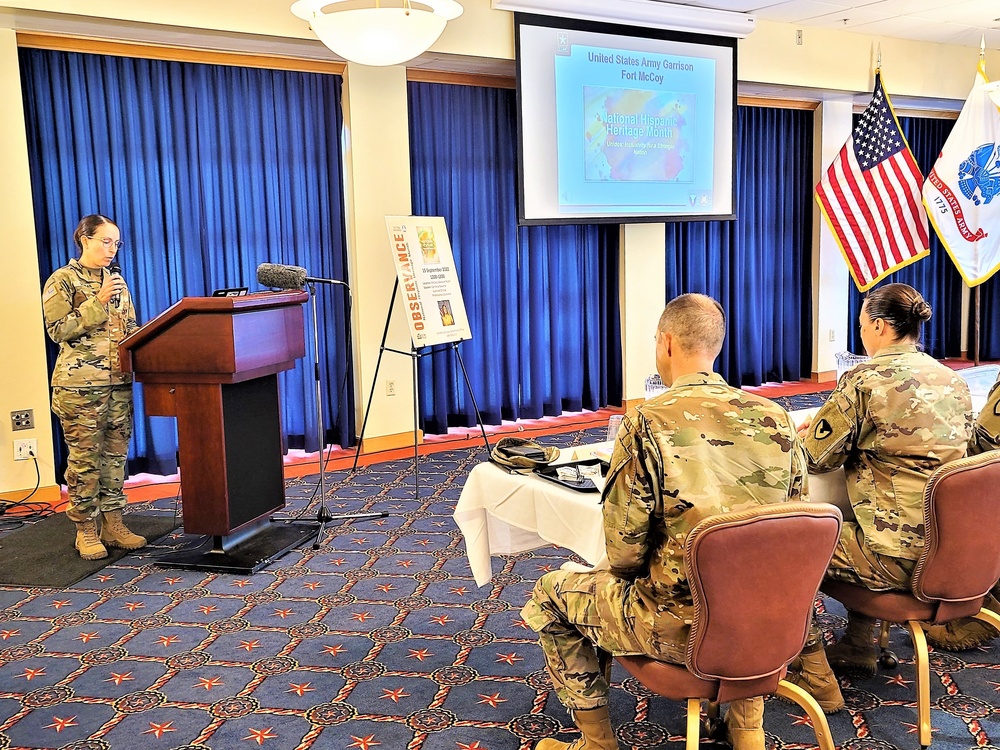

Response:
(352, 278), (490, 499)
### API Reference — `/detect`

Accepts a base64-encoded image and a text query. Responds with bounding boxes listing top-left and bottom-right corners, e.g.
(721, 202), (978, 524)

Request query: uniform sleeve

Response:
(121, 284), (138, 334)
(42, 274), (109, 344)
(801, 379), (861, 473)
(602, 410), (660, 579)
(788, 427), (810, 502)
(970, 379), (1000, 455)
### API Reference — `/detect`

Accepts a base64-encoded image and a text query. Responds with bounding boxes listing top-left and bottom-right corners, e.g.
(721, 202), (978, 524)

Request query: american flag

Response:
(815, 72), (929, 291)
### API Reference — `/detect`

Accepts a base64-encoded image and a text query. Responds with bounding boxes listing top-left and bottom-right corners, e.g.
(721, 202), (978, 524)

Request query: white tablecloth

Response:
(453, 461), (609, 587)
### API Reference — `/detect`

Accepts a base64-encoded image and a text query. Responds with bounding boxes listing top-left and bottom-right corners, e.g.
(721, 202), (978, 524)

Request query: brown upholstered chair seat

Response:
(820, 451), (1000, 749)
(611, 502), (843, 750)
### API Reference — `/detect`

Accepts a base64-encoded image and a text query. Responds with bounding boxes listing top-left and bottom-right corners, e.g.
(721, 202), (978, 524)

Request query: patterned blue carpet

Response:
(0, 418), (997, 750)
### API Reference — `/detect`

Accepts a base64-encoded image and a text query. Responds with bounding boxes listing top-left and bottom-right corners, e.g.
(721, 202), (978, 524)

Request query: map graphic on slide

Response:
(584, 87), (695, 182)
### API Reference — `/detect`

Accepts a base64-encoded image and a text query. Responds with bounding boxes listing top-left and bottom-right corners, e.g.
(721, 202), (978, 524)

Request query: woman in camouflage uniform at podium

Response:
(42, 214), (146, 560)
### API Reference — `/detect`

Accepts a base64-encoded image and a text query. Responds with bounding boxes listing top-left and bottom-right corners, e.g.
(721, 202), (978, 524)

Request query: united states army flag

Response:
(923, 62), (1000, 286)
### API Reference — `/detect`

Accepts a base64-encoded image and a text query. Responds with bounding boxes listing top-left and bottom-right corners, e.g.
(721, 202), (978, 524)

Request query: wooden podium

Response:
(120, 290), (314, 572)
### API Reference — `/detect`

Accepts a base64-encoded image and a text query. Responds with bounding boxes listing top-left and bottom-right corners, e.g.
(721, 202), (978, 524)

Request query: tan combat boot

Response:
(536, 706), (619, 750)
(75, 519), (108, 560)
(100, 510), (146, 550)
(924, 594), (1000, 651)
(826, 611), (878, 677)
(785, 643), (845, 714)
(724, 697), (765, 750)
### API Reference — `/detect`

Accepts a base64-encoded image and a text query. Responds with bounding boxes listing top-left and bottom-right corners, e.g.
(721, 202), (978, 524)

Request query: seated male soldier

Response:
(521, 294), (807, 750)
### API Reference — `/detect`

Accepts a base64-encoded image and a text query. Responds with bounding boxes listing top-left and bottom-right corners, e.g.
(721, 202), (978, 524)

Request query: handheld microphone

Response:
(256, 262), (349, 290)
(109, 261), (122, 307)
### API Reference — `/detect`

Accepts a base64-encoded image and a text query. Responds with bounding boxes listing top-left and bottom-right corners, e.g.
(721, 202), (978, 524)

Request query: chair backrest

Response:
(684, 502), (842, 687)
(912, 451), (1000, 619)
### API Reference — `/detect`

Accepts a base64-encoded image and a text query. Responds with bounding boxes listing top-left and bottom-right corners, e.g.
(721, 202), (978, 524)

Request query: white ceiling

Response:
(670, 0), (1000, 47)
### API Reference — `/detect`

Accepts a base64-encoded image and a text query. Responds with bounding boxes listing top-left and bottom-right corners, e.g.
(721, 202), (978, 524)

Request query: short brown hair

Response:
(657, 293), (726, 358)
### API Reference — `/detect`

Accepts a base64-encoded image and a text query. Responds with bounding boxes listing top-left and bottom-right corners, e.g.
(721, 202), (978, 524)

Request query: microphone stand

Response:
(275, 278), (386, 548)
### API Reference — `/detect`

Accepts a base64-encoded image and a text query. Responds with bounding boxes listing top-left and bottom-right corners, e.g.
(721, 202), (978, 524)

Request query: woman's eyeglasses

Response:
(88, 236), (124, 250)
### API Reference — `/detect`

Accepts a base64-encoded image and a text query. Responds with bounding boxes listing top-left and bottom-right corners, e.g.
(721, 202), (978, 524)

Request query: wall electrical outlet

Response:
(14, 438), (38, 461)
(11, 409), (34, 431)
(386, 380), (396, 397)
(828, 329), (836, 342)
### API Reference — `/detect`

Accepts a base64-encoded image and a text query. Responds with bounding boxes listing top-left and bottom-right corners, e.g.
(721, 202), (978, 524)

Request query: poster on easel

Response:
(385, 216), (471, 347)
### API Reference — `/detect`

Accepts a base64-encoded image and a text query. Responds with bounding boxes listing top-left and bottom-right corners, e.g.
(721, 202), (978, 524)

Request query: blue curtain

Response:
(846, 116), (962, 358)
(20, 49), (352, 477)
(408, 82), (622, 433)
(980, 280), (1000, 359)
(665, 106), (814, 385)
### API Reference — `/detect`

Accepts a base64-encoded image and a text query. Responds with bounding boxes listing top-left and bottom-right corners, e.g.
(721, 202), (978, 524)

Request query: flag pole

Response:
(974, 286), (981, 366)
(975, 34), (984, 367)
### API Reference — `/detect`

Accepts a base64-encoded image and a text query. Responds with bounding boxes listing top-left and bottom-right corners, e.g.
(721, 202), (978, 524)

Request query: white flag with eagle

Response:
(923, 62), (1000, 286)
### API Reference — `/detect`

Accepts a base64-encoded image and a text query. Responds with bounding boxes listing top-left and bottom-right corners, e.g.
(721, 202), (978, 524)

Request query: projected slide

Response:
(555, 45), (716, 211)
(583, 87), (696, 182)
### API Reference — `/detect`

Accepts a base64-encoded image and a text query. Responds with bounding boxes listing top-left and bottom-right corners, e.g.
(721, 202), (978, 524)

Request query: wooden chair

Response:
(822, 451), (1000, 749)
(615, 502), (843, 750)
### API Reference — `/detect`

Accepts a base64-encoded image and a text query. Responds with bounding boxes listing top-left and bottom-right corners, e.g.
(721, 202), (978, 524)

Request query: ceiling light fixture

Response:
(491, 0), (755, 38)
(291, 0), (464, 67)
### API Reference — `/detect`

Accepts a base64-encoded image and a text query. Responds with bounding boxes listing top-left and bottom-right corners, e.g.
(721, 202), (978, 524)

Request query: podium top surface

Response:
(120, 290), (308, 382)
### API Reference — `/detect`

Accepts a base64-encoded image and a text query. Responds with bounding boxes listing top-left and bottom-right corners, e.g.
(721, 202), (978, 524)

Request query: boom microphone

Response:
(257, 262), (307, 290)
(256, 262), (350, 290)
(109, 261), (122, 307)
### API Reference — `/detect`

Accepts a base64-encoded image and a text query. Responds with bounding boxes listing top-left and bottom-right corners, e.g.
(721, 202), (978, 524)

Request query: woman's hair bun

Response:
(911, 298), (932, 321)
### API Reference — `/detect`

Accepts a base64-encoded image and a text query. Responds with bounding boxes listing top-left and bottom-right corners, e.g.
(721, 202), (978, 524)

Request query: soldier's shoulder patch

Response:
(813, 419), (834, 441)
(995, 399), (1000, 418)
(43, 284), (57, 302)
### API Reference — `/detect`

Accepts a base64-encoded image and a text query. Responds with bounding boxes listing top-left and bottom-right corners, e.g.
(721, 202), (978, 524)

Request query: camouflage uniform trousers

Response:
(806, 522), (914, 648)
(521, 569), (672, 711)
(51, 385), (133, 523)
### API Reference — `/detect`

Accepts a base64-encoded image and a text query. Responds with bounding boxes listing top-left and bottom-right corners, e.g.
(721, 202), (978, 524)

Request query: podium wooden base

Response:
(155, 521), (317, 574)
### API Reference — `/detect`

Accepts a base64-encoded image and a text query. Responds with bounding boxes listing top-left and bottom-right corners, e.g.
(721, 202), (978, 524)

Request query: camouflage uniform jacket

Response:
(602, 371), (808, 660)
(802, 344), (972, 559)
(42, 258), (137, 388)
(970, 377), (1000, 455)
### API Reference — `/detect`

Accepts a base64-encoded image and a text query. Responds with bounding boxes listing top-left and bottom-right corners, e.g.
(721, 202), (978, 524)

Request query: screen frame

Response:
(514, 12), (738, 226)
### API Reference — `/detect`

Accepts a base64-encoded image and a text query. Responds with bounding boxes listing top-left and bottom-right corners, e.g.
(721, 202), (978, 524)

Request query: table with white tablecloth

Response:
(453, 443), (612, 587)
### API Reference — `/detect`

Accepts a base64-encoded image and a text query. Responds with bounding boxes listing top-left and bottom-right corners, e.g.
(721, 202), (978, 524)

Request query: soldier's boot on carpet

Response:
(826, 612), (878, 677)
(724, 697), (765, 750)
(924, 594), (1000, 651)
(74, 519), (108, 560)
(536, 706), (619, 750)
(100, 510), (146, 550)
(784, 642), (845, 714)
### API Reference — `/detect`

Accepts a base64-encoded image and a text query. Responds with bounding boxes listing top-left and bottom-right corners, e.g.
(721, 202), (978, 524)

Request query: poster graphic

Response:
(385, 216), (470, 347)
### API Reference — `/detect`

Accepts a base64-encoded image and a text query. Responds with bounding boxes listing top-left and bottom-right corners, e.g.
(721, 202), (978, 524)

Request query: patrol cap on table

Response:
(490, 436), (560, 470)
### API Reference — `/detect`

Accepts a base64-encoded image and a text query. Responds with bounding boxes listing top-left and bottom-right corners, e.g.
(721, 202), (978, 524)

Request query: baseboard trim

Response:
(811, 370), (837, 384)
(362, 430), (424, 454)
(0, 484), (62, 506)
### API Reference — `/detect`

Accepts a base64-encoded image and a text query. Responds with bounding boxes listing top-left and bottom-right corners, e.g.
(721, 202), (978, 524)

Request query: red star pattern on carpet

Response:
(381, 687), (410, 702)
(244, 727), (278, 745)
(44, 716), (78, 732)
(287, 682), (315, 696)
(143, 721), (177, 738)
(347, 735), (380, 750)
